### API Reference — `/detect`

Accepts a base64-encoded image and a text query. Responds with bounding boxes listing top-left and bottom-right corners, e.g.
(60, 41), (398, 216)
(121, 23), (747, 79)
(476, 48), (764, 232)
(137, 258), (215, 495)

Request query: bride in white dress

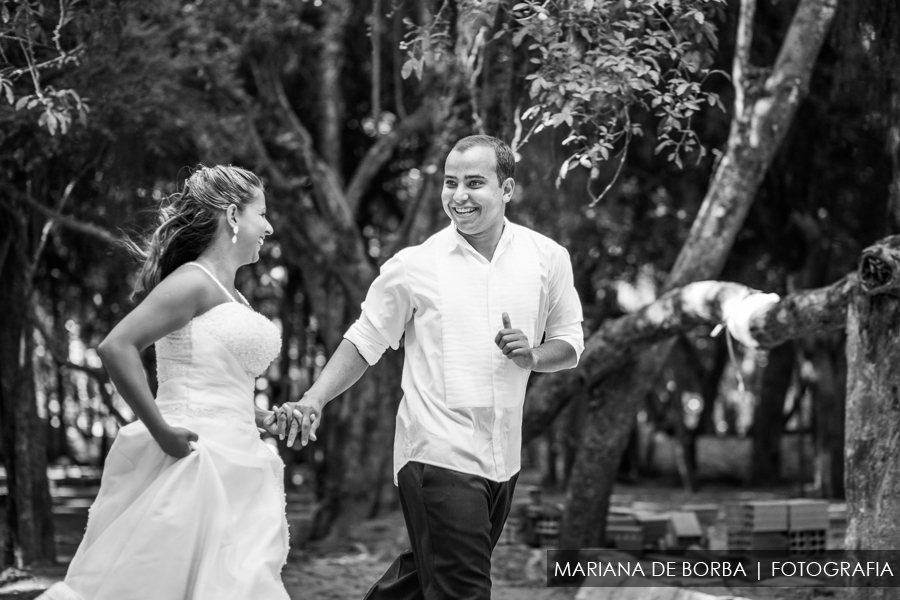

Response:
(41, 165), (298, 600)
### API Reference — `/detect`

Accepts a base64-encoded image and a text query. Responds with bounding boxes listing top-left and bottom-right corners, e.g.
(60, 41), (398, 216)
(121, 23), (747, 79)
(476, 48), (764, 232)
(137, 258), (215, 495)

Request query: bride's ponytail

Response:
(129, 165), (264, 295)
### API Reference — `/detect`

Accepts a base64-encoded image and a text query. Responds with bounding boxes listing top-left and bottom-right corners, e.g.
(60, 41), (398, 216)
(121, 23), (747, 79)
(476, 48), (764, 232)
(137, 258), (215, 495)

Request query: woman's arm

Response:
(97, 267), (219, 458)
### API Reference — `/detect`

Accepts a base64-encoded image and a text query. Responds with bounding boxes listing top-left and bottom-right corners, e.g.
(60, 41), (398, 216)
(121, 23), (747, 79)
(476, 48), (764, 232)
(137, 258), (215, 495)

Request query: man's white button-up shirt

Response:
(344, 220), (584, 483)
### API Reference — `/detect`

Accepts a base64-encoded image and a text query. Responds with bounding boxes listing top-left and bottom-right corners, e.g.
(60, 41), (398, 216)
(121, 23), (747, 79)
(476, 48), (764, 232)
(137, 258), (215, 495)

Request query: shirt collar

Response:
(442, 217), (515, 255)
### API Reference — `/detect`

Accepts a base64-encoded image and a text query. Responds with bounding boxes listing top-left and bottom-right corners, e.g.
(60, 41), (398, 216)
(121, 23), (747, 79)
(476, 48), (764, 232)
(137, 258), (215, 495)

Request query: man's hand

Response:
(494, 312), (537, 370)
(293, 395), (325, 447)
(258, 404), (297, 441)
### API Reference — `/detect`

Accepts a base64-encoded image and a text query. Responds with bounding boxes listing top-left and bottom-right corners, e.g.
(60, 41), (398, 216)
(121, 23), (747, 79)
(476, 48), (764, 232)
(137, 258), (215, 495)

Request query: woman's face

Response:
(232, 188), (273, 264)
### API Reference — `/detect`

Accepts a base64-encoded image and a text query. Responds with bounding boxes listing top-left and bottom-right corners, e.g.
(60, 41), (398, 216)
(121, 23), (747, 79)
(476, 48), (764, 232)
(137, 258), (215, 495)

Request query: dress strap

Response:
(184, 261), (238, 304)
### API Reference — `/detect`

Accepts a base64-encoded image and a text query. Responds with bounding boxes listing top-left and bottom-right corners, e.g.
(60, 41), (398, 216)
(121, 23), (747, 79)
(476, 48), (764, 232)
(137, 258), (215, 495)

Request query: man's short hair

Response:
(452, 135), (515, 184)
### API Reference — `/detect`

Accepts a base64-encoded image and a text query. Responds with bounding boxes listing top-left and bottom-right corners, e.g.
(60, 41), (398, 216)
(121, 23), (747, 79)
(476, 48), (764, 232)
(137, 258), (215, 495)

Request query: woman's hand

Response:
(258, 403), (300, 441)
(154, 425), (199, 458)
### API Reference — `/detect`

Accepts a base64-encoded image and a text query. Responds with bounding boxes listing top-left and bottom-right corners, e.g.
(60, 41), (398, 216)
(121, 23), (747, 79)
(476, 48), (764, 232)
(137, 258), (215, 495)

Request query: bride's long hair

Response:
(130, 165), (264, 295)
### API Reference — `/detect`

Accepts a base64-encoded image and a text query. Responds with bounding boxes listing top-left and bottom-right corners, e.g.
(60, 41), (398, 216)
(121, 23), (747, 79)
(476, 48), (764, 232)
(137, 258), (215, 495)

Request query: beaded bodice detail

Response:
(155, 262), (281, 384)
(156, 302), (281, 382)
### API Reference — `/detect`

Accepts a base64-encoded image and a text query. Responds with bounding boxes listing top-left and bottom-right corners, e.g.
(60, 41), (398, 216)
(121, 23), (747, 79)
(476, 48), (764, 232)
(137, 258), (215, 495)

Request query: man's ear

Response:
(502, 178), (516, 203)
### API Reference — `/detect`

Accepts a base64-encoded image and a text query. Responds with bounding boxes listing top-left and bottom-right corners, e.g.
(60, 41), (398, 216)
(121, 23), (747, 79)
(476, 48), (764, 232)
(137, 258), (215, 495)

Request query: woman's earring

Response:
(232, 224), (239, 244)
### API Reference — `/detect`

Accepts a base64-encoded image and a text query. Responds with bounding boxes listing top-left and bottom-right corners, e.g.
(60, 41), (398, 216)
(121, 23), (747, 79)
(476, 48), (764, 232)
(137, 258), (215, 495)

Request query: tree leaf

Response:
(401, 58), (415, 80)
(512, 27), (529, 47)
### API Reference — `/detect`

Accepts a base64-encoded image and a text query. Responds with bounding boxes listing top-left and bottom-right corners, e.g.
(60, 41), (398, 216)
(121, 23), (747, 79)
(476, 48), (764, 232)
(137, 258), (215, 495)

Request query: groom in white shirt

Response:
(292, 135), (584, 599)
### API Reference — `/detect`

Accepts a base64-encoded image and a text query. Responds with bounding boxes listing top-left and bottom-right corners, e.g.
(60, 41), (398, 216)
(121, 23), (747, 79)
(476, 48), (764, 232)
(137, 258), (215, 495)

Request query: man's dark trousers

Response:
(363, 461), (519, 600)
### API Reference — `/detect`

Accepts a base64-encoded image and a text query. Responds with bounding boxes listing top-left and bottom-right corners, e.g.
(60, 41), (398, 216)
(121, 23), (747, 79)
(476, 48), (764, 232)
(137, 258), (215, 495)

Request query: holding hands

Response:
(495, 312), (536, 370)
(258, 396), (321, 447)
(293, 395), (324, 447)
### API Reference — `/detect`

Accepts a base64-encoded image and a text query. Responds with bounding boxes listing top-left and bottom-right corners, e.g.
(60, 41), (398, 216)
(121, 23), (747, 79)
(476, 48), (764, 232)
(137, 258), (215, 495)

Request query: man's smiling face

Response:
(441, 146), (513, 239)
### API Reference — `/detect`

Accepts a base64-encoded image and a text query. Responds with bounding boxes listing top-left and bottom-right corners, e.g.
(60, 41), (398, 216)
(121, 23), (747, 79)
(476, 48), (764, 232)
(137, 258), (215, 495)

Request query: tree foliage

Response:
(510, 0), (727, 188)
(1, 0), (89, 135)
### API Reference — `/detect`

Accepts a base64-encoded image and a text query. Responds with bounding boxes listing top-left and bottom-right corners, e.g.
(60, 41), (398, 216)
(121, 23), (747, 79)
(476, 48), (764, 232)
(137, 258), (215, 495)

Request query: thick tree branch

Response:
(345, 101), (435, 214)
(262, 62), (355, 230)
(732, 0), (757, 119)
(0, 190), (120, 247)
(667, 0), (838, 287)
(523, 274), (855, 443)
(319, 0), (351, 179)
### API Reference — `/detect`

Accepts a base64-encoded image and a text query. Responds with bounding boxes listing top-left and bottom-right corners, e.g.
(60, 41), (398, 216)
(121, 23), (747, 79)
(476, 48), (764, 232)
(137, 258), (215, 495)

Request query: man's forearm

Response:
(304, 339), (371, 404)
(531, 339), (578, 373)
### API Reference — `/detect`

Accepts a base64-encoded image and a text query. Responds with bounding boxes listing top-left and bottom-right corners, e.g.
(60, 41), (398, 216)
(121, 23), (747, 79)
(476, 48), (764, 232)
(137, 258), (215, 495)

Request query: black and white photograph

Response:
(1, 0), (898, 598)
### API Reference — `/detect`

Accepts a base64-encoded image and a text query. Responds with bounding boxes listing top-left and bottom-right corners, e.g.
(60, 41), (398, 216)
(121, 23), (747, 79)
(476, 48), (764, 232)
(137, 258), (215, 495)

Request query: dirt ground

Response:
(0, 475), (859, 600)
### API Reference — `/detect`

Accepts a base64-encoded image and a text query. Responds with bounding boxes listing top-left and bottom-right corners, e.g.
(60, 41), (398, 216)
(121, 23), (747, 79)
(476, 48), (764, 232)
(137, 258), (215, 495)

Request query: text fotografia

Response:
(546, 550), (900, 588)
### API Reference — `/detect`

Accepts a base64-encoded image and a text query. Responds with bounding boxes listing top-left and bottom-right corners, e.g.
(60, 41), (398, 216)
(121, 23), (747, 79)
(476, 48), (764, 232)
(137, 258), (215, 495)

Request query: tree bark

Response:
(524, 0), (841, 444)
(549, 0), (839, 548)
(845, 237), (900, 598)
(748, 341), (794, 484)
(319, 0), (351, 181)
(805, 333), (846, 498)
(554, 272), (851, 548)
(524, 275), (855, 443)
(0, 219), (55, 567)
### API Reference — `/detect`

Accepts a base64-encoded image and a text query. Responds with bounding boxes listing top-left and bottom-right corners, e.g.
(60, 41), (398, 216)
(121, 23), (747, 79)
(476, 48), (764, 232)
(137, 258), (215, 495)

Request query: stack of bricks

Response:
(786, 499), (828, 556)
(726, 500), (788, 552)
(605, 514), (644, 551)
(726, 499), (830, 555)
(535, 514), (561, 548)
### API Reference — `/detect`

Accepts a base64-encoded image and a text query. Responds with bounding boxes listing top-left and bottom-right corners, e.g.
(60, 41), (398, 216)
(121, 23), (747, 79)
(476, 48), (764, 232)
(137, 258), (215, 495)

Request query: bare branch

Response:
(0, 235), (11, 279)
(345, 101), (435, 213)
(262, 62), (355, 230)
(24, 196), (121, 246)
(27, 178), (78, 288)
(30, 311), (127, 425)
(245, 118), (301, 191)
(372, 0), (383, 122)
(320, 0), (351, 178)
(732, 0), (757, 119)
(0, 186), (120, 246)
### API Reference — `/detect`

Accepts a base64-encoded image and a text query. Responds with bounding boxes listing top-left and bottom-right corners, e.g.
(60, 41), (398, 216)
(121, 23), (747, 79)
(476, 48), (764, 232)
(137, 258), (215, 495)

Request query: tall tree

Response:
(525, 0), (841, 547)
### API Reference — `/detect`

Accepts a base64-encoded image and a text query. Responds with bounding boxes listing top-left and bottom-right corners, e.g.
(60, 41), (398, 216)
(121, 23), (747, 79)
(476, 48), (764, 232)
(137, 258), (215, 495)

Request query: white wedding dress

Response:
(42, 263), (290, 600)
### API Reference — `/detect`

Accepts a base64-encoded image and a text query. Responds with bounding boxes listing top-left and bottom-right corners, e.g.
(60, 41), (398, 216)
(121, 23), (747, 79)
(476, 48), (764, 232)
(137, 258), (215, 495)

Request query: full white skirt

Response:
(40, 415), (290, 600)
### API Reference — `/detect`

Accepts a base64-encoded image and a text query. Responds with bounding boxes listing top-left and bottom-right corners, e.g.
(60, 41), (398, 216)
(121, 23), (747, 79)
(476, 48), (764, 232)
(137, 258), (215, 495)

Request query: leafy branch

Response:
(509, 0), (728, 198)
(1, 0), (89, 135)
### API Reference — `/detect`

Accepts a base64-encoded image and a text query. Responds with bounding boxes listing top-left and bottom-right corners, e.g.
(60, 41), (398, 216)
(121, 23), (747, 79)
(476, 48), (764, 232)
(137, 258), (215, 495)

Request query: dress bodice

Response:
(153, 298), (281, 430)
(156, 302), (281, 383)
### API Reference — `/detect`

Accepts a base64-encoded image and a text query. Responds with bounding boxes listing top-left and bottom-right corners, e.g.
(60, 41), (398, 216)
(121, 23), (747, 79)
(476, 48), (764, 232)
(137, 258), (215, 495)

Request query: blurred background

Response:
(1, 0), (899, 594)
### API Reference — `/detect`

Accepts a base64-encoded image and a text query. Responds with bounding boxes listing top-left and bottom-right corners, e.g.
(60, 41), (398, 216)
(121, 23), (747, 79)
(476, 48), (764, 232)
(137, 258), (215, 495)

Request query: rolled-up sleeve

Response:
(344, 255), (412, 366)
(544, 245), (585, 364)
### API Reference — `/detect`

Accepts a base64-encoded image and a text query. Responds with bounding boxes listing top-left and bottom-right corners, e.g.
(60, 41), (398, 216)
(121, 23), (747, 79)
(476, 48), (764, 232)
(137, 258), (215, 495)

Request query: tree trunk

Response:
(552, 0), (839, 548)
(551, 265), (852, 547)
(845, 238), (900, 598)
(318, 0), (351, 182)
(559, 363), (652, 548)
(312, 351), (402, 542)
(0, 232), (55, 567)
(748, 341), (794, 484)
(805, 333), (846, 498)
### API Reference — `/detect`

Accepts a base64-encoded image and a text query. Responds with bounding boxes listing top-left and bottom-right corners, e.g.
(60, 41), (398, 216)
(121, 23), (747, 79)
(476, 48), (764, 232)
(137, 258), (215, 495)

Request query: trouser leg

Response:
(363, 462), (518, 600)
